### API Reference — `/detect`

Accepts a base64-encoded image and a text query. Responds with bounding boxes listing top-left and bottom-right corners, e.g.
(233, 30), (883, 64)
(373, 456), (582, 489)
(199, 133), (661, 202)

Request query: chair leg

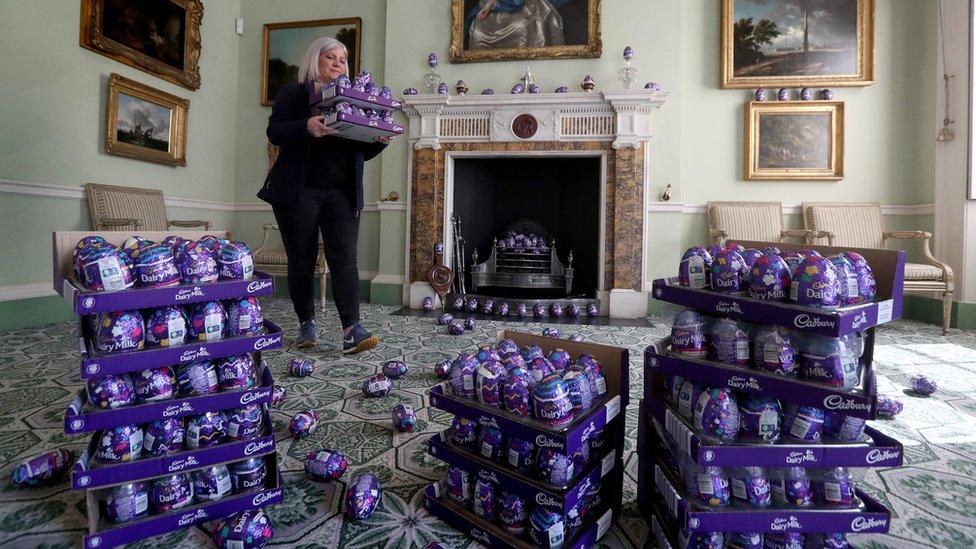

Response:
(320, 272), (327, 310)
(942, 291), (953, 335)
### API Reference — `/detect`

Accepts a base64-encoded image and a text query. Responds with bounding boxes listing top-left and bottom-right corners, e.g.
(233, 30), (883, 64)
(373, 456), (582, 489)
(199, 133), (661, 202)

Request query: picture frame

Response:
(80, 0), (203, 90)
(449, 0), (602, 63)
(744, 101), (844, 181)
(261, 17), (362, 106)
(721, 0), (874, 88)
(105, 73), (189, 167)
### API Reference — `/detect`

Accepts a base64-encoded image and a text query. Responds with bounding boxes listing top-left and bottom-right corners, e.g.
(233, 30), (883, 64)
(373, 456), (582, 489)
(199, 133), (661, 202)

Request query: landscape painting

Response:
(105, 74), (188, 167)
(116, 93), (171, 152)
(261, 18), (361, 106)
(721, 0), (874, 88)
(745, 101), (844, 181)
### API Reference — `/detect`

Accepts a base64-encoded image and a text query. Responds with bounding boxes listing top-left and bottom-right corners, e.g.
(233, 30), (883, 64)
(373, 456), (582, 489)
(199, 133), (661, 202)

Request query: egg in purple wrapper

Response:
(782, 403), (825, 441)
(516, 301), (528, 317)
(197, 235), (224, 257)
(445, 466), (472, 507)
(465, 297), (478, 312)
(739, 395), (781, 442)
(497, 301), (510, 316)
(503, 367), (533, 416)
(144, 306), (188, 348)
(102, 482), (148, 523)
(226, 296), (264, 337)
(791, 255), (841, 308)
(547, 349), (571, 373)
(710, 317), (751, 366)
(188, 300), (227, 341)
(87, 373), (135, 409)
(529, 506), (566, 548)
(270, 384), (286, 407)
(362, 374), (393, 397)
(450, 416), (478, 448)
(688, 465), (731, 506)
(144, 418), (186, 456)
(536, 449), (575, 487)
(812, 467), (856, 507)
(800, 336), (859, 389)
(839, 250), (876, 303)
(728, 532), (763, 549)
(211, 509), (274, 549)
(434, 359), (452, 379)
(569, 334), (584, 342)
(459, 316), (475, 329)
(506, 437), (535, 473)
(403, 87), (418, 95)
(533, 373), (574, 426)
(664, 374), (683, 404)
(77, 244), (136, 292)
(437, 312), (453, 325)
(711, 249), (749, 294)
(679, 531), (725, 549)
(521, 344), (544, 362)
(671, 309), (708, 357)
(496, 338), (519, 357)
(502, 353), (526, 372)
(94, 310), (145, 354)
(527, 357), (555, 386)
(150, 473), (193, 513)
(176, 360), (219, 396)
(577, 353), (602, 375)
(752, 325), (797, 376)
(193, 464), (232, 503)
(876, 394), (904, 418)
(10, 448), (73, 488)
(586, 362), (608, 400)
(289, 409), (320, 438)
(679, 246), (713, 289)
(543, 326), (560, 339)
(476, 361), (507, 407)
(563, 303), (580, 318)
(229, 458), (267, 493)
(910, 373), (937, 395)
(749, 254), (791, 300)
(473, 477), (497, 520)
(478, 426), (506, 462)
(450, 354), (478, 398)
(499, 491), (528, 535)
(382, 360), (408, 379)
(765, 532), (805, 549)
(730, 466), (771, 508)
(549, 302), (563, 317)
(227, 404), (264, 441)
(447, 321), (465, 335)
(450, 295), (465, 311)
(822, 411), (866, 442)
(780, 250), (805, 275)
(476, 344), (501, 363)
(177, 242), (219, 284)
(532, 302), (546, 318)
(96, 424), (143, 463)
(481, 298), (494, 314)
(186, 410), (228, 448)
(217, 354), (257, 390)
(829, 254), (861, 306)
(571, 440), (590, 471)
(287, 357), (314, 377)
(694, 387), (740, 440)
(741, 248), (763, 269)
(132, 243), (181, 287)
(305, 449), (349, 482)
(421, 296), (434, 311)
(772, 466), (812, 507)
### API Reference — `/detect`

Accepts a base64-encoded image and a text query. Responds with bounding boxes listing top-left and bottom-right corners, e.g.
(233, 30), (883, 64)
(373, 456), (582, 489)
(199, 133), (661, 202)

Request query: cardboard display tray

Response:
(644, 338), (879, 419)
(423, 482), (614, 549)
(310, 85), (404, 111)
(427, 431), (620, 513)
(65, 361), (273, 434)
(323, 111), (404, 143)
(63, 272), (275, 315)
(71, 409), (276, 490)
(79, 319), (282, 379)
(648, 511), (676, 549)
(83, 454), (282, 549)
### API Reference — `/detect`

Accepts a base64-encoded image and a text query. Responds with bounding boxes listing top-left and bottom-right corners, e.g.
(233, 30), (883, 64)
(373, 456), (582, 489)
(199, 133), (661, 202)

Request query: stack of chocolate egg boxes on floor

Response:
(637, 240), (907, 548)
(309, 70), (404, 142)
(53, 231), (285, 548)
(424, 329), (629, 548)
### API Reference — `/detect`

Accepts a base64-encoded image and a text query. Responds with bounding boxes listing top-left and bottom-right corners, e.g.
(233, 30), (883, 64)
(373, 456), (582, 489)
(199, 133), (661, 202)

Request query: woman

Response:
(465, 0), (569, 49)
(259, 37), (392, 352)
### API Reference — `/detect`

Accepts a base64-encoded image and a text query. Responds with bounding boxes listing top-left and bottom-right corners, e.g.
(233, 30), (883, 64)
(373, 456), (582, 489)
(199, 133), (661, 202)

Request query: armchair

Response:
(85, 183), (212, 232)
(707, 201), (829, 245)
(253, 223), (329, 308)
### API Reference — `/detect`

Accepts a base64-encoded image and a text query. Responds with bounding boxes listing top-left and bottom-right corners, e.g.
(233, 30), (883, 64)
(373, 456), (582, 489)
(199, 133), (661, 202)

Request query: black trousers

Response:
(271, 186), (360, 329)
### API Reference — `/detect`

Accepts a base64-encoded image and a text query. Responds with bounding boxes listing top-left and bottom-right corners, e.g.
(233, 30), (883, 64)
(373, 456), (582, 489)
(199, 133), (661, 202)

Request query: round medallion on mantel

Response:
(512, 114), (538, 139)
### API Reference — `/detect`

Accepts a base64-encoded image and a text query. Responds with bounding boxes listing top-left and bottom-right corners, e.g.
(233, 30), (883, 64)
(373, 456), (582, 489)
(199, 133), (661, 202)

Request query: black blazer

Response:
(259, 81), (387, 211)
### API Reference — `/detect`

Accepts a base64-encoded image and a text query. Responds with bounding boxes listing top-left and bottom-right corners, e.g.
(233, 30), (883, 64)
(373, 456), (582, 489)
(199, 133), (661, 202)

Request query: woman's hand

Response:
(375, 135), (396, 144)
(306, 116), (339, 138)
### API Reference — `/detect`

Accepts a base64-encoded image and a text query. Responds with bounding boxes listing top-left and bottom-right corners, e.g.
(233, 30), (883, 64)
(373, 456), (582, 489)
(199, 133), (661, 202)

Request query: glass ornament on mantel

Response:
(617, 45), (639, 89)
(423, 52), (442, 94)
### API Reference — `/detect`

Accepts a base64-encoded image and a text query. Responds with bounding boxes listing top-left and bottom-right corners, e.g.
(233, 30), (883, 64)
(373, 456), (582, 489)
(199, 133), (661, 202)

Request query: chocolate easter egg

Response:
(218, 354), (257, 390)
(193, 464), (232, 503)
(392, 404), (417, 432)
(186, 411), (228, 448)
(829, 254), (861, 306)
(473, 477), (497, 520)
(687, 465), (730, 507)
(144, 306), (188, 348)
(876, 394), (904, 418)
(752, 325), (797, 376)
(741, 249), (763, 269)
(748, 254), (791, 300)
(799, 336), (859, 389)
(772, 467), (812, 507)
(144, 418), (185, 456)
(227, 404), (264, 441)
(782, 403), (825, 441)
(533, 373), (574, 425)
(132, 244), (181, 287)
(566, 303), (581, 318)
(434, 359), (452, 379)
(217, 241), (255, 280)
(382, 360), (408, 379)
(450, 353), (478, 398)
(497, 301), (510, 316)
(422, 296), (434, 311)
(451, 416), (478, 448)
(677, 379), (704, 419)
(96, 424), (143, 463)
(910, 373), (937, 395)
(516, 302), (528, 317)
(586, 302), (599, 317)
(289, 410), (319, 438)
(481, 299), (494, 314)
(187, 301), (227, 341)
(476, 361), (507, 407)
(547, 349), (571, 373)
(791, 256), (841, 308)
(362, 374), (393, 397)
(288, 357), (315, 377)
(499, 491), (527, 535)
(305, 449), (349, 481)
(738, 395), (781, 442)
(445, 466), (471, 507)
(521, 345), (544, 362)
(506, 437), (535, 473)
(178, 242), (219, 284)
(711, 249), (749, 294)
(10, 448), (73, 488)
(840, 251), (876, 303)
(536, 449), (575, 487)
(176, 360), (219, 396)
(271, 384), (286, 406)
(211, 509), (274, 548)
(463, 318), (476, 330)
(87, 373), (135, 409)
(730, 466), (771, 508)
(694, 387), (740, 440)
(230, 458), (267, 492)
(710, 317), (751, 366)
(478, 426), (506, 462)
(679, 246), (713, 289)
(671, 309), (708, 357)
(529, 506), (566, 548)
(78, 243), (135, 291)
(822, 411), (866, 442)
(496, 339), (519, 357)
(447, 321), (465, 335)
(102, 482), (148, 523)
(813, 467), (856, 507)
(345, 473), (381, 520)
(477, 345), (502, 363)
(94, 310), (145, 354)
(226, 297), (264, 337)
(150, 473), (193, 513)
(503, 367), (532, 416)
(437, 312), (454, 325)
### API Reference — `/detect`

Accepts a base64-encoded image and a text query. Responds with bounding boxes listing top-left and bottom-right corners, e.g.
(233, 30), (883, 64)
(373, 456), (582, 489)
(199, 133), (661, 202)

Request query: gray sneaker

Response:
(342, 324), (378, 354)
(296, 320), (317, 348)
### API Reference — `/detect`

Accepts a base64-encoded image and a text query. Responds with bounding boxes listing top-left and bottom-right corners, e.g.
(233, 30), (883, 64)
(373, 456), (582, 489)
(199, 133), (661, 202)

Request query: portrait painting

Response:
(450, 0), (601, 63)
(262, 18), (362, 106)
(745, 101), (844, 180)
(80, 0), (203, 90)
(105, 74), (188, 167)
(721, 0), (874, 88)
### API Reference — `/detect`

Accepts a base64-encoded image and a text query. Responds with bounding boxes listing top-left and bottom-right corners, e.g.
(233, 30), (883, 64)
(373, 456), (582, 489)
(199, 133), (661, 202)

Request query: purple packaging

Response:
(910, 374), (938, 395)
(522, 345), (545, 362)
(466, 298), (478, 313)
(450, 416), (478, 448)
(516, 302), (528, 317)
(473, 477), (497, 521)
(87, 373), (135, 409)
(527, 357), (555, 387)
(10, 449), (73, 488)
(546, 349), (571, 373)
(741, 248), (763, 269)
(463, 318), (476, 330)
(187, 301), (227, 341)
(289, 410), (320, 438)
(288, 357), (315, 377)
(829, 255), (861, 306)
(807, 533), (848, 549)
(694, 387), (740, 440)
(813, 467), (856, 507)
(176, 360), (219, 396)
(791, 256), (841, 308)
(382, 360), (409, 379)
(161, 235), (186, 254)
(422, 296), (434, 311)
(840, 251), (876, 303)
(566, 303), (581, 318)
(78, 243), (136, 292)
(572, 440), (590, 471)
(150, 473), (194, 513)
(479, 426), (505, 462)
(562, 366), (594, 412)
(782, 403), (825, 441)
(584, 478), (602, 512)
(227, 404), (264, 441)
(728, 532), (763, 549)
(772, 467), (812, 507)
(586, 302), (599, 317)
(681, 531), (724, 549)
(764, 532), (805, 549)
(144, 306), (188, 348)
(498, 301), (511, 316)
(529, 506), (566, 548)
(506, 437), (535, 473)
(445, 466), (472, 507)
(217, 354), (257, 390)
(502, 353), (526, 372)
(543, 327), (560, 338)
(94, 310), (145, 354)
(362, 374), (393, 397)
(482, 299), (495, 314)
(437, 312), (454, 325)
(679, 246), (713, 289)
(711, 249), (749, 294)
(392, 404), (417, 432)
(536, 449), (575, 487)
(671, 309), (708, 357)
(476, 361), (507, 407)
(230, 457), (268, 492)
(549, 302), (563, 317)
(144, 418), (186, 456)
(447, 321), (465, 335)
(498, 491), (527, 536)
(450, 353), (478, 398)
(193, 464), (232, 503)
(132, 244), (181, 288)
(752, 325), (797, 376)
(730, 467), (771, 508)
(271, 384), (286, 406)
(178, 242), (219, 284)
(532, 373), (574, 426)
(226, 297), (264, 337)
(739, 395), (781, 442)
(503, 367), (533, 416)
(800, 337), (859, 389)
(477, 345), (502, 364)
(710, 317), (751, 366)
(103, 482), (148, 523)
(212, 509), (274, 548)
(451, 295), (465, 311)
(434, 359), (452, 379)
(664, 374), (683, 404)
(217, 241), (255, 280)
(822, 411), (866, 442)
(677, 379), (704, 419)
(496, 338), (519, 357)
(749, 254), (792, 301)
(780, 251), (804, 275)
(533, 302), (547, 318)
(133, 366), (176, 403)
(688, 465), (730, 507)
(876, 395), (904, 418)
(346, 472), (382, 520)
(305, 449), (349, 481)
(96, 424), (144, 463)
(185, 410), (228, 448)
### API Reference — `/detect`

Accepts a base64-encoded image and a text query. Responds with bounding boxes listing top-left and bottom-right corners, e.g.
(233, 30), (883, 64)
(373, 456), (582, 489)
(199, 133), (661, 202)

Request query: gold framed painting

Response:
(745, 101), (844, 181)
(80, 0), (203, 90)
(106, 73), (189, 167)
(261, 18), (362, 106)
(449, 0), (601, 63)
(721, 0), (874, 88)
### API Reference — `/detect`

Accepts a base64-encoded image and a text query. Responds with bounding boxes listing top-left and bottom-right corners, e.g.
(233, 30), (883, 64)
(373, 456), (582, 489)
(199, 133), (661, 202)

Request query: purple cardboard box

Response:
(83, 454), (282, 549)
(427, 431), (620, 513)
(65, 272), (275, 315)
(72, 409), (276, 490)
(79, 320), (282, 379)
(65, 362), (273, 434)
(645, 339), (879, 419)
(323, 111), (404, 143)
(424, 482), (614, 549)
(310, 85), (404, 111)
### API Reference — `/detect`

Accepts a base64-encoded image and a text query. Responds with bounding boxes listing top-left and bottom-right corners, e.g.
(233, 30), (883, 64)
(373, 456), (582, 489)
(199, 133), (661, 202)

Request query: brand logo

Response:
(247, 279), (273, 293)
(535, 435), (562, 449)
(728, 375), (762, 391)
(785, 450), (818, 465)
(703, 450), (715, 462)
(162, 402), (195, 417)
(180, 347), (211, 362)
(793, 314), (836, 329)
(823, 394), (870, 411)
(470, 528), (490, 544)
(581, 421), (598, 442)
(866, 448), (901, 465)
(86, 363), (100, 375)
(174, 287), (206, 301)
(178, 509), (208, 527)
(769, 516), (802, 531)
(240, 389), (271, 405)
(535, 492), (560, 507)
(77, 475), (91, 487)
(478, 469), (500, 484)
(478, 416), (500, 430)
(254, 335), (280, 350)
(852, 311), (868, 330)
(89, 536), (102, 547)
(252, 489), (282, 506)
(851, 516), (887, 532)
(168, 456), (200, 472)
(71, 419), (84, 431)
(83, 297), (95, 309)
(715, 301), (743, 314)
(688, 518), (700, 529)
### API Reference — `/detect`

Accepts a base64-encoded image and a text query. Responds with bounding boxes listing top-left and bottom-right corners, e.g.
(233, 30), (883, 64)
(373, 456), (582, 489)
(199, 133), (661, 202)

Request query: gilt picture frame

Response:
(745, 101), (844, 181)
(80, 0), (203, 90)
(106, 73), (189, 167)
(721, 0), (874, 88)
(449, 0), (602, 63)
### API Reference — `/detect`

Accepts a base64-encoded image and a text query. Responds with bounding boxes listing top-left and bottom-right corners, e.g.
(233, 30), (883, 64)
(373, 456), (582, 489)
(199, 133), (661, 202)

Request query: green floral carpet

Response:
(0, 297), (974, 548)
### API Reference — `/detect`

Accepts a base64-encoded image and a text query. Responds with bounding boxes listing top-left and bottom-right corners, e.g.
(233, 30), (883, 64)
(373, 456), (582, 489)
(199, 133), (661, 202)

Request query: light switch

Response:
(235, 17), (244, 35)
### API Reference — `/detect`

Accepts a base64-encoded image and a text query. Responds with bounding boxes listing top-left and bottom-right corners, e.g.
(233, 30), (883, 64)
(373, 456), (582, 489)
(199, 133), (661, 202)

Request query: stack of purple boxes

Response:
(424, 330), (629, 548)
(637, 241), (907, 548)
(57, 232), (285, 548)
(309, 71), (404, 143)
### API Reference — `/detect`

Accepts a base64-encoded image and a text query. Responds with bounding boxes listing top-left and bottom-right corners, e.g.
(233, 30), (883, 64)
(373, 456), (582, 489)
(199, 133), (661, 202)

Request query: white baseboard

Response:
(0, 282), (57, 302)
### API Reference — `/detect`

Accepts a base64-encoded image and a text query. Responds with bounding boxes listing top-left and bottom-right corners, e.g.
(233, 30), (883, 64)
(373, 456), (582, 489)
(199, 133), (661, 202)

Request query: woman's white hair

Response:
(297, 37), (349, 83)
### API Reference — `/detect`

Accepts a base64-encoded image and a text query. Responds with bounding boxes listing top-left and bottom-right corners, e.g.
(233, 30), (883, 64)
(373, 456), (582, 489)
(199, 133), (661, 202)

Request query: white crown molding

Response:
(0, 282), (56, 302)
(647, 201), (935, 216)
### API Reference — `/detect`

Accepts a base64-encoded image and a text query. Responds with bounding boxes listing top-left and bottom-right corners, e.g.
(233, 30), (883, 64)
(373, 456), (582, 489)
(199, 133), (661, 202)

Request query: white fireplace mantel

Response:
(401, 90), (669, 150)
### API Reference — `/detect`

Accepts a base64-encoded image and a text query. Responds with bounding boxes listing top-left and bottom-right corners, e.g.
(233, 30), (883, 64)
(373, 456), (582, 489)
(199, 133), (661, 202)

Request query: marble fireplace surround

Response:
(401, 90), (668, 318)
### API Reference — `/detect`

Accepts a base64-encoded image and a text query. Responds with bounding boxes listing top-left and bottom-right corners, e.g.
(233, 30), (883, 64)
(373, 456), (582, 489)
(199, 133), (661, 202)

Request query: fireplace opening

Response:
(451, 156), (601, 299)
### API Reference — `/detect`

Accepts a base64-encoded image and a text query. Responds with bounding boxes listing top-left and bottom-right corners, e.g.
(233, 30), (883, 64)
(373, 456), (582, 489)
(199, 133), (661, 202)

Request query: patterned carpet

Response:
(0, 297), (974, 548)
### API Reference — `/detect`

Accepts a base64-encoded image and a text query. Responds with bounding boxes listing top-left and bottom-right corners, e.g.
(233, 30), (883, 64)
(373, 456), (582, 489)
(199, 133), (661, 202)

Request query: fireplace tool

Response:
(426, 243), (453, 307)
(451, 214), (467, 294)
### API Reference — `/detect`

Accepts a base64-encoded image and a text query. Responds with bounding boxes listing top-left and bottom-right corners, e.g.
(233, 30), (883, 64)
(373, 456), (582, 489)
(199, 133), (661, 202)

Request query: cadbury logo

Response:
(178, 509), (208, 527)
(180, 347), (211, 362)
(728, 376), (762, 391)
(240, 389), (271, 405)
(852, 312), (868, 329)
(162, 402), (195, 417)
(823, 394), (870, 411)
(254, 336), (280, 350)
(865, 448), (900, 465)
(769, 516), (802, 531)
(168, 456), (200, 472)
(715, 301), (743, 314)
(478, 416), (500, 430)
(470, 529), (490, 544)
(478, 470), (500, 484)
(174, 287), (206, 301)
(252, 489), (281, 506)
(851, 516), (887, 532)
(785, 450), (818, 465)
(247, 280), (273, 293)
(535, 435), (562, 449)
(793, 314), (835, 329)
(581, 421), (597, 442)
(535, 493), (560, 507)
